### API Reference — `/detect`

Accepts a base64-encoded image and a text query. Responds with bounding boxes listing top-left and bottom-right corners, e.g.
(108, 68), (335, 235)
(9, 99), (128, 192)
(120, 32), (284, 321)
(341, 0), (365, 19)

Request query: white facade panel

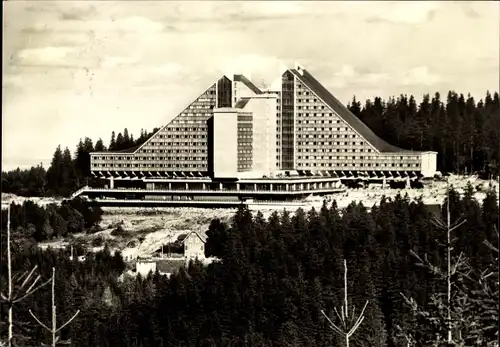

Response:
(240, 94), (278, 177)
(213, 108), (238, 178)
(421, 152), (438, 177)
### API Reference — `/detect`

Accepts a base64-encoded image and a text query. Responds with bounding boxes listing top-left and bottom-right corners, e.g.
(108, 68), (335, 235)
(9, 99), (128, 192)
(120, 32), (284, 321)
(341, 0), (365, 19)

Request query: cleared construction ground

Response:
(4, 174), (499, 262)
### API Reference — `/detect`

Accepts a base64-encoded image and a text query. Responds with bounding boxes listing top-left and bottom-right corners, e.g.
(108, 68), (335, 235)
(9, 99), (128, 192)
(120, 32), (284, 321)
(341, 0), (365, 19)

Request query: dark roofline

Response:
(90, 144), (141, 155)
(114, 145), (141, 153)
(92, 75), (230, 157)
(289, 68), (419, 153)
(180, 230), (206, 244)
(234, 74), (263, 95)
(235, 98), (251, 109)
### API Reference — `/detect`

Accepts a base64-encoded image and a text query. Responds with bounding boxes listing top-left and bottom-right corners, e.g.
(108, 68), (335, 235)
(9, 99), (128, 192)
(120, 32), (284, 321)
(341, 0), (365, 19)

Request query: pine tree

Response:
(116, 132), (124, 150)
(74, 139), (85, 187)
(0, 206), (52, 347)
(400, 184), (469, 346)
(61, 147), (76, 197)
(94, 138), (105, 152)
(29, 268), (80, 347)
(349, 96), (361, 117)
(109, 131), (116, 151)
(123, 128), (130, 148)
(321, 259), (370, 347)
(46, 146), (64, 196)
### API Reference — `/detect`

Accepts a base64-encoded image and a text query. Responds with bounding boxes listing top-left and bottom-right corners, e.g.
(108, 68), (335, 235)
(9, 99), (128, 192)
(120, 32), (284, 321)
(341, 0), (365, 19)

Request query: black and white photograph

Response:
(2, 1), (499, 346)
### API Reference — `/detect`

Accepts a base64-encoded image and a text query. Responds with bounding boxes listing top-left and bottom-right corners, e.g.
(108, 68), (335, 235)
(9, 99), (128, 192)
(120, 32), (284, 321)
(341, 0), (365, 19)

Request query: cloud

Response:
(17, 46), (75, 65)
(366, 1), (441, 24)
(2, 1), (498, 170)
(59, 5), (96, 21)
(229, 2), (305, 20)
(146, 63), (185, 76)
(20, 16), (165, 35)
(160, 1), (323, 25)
(462, 3), (481, 18)
(131, 63), (187, 87)
(101, 56), (139, 69)
(116, 16), (164, 33)
(402, 66), (442, 86)
(325, 64), (391, 89)
(219, 54), (286, 85)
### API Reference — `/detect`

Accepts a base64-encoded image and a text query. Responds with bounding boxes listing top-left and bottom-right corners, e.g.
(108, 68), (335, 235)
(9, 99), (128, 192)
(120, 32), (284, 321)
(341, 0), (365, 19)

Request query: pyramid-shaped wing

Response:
(90, 75), (233, 174)
(289, 68), (410, 153)
(280, 67), (429, 173)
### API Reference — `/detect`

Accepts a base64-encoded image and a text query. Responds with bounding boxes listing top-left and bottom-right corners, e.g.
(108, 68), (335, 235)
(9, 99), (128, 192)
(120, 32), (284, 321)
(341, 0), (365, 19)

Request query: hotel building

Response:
(74, 65), (437, 205)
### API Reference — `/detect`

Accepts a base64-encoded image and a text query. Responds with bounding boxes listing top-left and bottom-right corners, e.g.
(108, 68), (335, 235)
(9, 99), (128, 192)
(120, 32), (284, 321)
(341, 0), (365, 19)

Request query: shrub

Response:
(92, 235), (105, 247)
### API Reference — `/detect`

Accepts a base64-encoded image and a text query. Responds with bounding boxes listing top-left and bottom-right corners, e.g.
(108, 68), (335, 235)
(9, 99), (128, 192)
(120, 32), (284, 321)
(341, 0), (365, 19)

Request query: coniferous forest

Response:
(1, 186), (498, 346)
(2, 90), (500, 198)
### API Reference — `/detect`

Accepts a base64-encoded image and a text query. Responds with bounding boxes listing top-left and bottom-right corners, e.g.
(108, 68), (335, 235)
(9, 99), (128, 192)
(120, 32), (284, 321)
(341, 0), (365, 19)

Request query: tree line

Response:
(0, 197), (103, 242)
(1, 185), (498, 346)
(348, 90), (500, 176)
(1, 127), (159, 198)
(2, 89), (499, 198)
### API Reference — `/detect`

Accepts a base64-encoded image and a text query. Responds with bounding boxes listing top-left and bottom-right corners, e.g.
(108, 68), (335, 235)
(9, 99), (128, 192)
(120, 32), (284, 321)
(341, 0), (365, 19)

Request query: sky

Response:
(2, 1), (499, 171)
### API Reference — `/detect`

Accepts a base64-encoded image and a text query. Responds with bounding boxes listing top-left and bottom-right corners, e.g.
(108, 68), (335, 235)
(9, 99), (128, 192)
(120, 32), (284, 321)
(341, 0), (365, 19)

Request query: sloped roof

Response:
(181, 230), (207, 244)
(177, 233), (189, 242)
(91, 145), (140, 155)
(114, 145), (141, 153)
(90, 73), (230, 156)
(235, 98), (251, 109)
(234, 74), (263, 95)
(289, 68), (416, 153)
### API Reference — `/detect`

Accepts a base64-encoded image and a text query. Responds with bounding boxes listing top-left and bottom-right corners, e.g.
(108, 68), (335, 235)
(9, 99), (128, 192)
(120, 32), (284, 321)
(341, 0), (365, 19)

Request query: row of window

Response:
(297, 162), (420, 168)
(93, 150), (208, 161)
(159, 128), (207, 133)
(187, 105), (212, 110)
(298, 120), (344, 125)
(298, 148), (365, 154)
(297, 134), (360, 140)
(297, 91), (311, 96)
(303, 141), (361, 147)
(94, 156), (206, 163)
(297, 98), (322, 104)
(302, 148), (365, 154)
(297, 105), (328, 111)
(149, 136), (206, 145)
(139, 148), (207, 154)
(93, 163), (206, 168)
(297, 113), (339, 118)
(169, 116), (211, 123)
(297, 155), (420, 162)
(140, 143), (207, 152)
(238, 116), (253, 122)
(146, 143), (206, 148)
(297, 141), (368, 147)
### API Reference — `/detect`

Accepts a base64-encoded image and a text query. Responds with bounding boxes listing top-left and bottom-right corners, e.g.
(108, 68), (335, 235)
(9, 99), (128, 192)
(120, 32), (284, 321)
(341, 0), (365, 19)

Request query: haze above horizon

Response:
(3, 1), (499, 171)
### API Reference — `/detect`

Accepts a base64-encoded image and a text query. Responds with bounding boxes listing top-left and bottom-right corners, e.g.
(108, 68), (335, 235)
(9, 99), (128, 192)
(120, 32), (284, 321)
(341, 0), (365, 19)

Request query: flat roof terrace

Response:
(71, 178), (346, 200)
(93, 171), (421, 184)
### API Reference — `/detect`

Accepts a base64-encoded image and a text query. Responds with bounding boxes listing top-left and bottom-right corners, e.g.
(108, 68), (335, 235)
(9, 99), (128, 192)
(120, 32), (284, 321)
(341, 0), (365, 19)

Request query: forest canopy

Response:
(1, 186), (498, 346)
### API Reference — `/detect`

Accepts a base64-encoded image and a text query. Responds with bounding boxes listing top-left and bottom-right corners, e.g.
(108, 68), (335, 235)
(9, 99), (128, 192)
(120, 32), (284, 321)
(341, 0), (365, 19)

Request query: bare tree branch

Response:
(55, 310), (80, 334)
(29, 267), (80, 347)
(4, 205), (51, 347)
(28, 310), (51, 332)
(321, 259), (369, 347)
(13, 278), (52, 304)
